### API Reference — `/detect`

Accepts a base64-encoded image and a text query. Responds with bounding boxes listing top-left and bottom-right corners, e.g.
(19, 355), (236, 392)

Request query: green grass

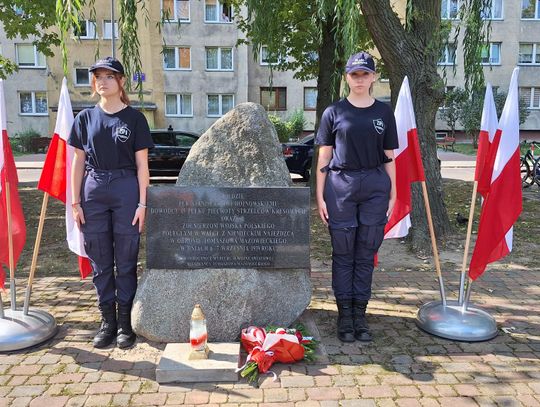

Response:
(452, 143), (478, 156)
(12, 180), (539, 277)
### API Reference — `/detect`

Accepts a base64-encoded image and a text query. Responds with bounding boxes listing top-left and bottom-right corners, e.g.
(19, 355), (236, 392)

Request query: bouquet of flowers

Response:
(238, 324), (318, 384)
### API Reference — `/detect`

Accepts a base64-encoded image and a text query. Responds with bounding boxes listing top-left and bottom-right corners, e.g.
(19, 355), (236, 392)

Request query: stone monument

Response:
(132, 103), (312, 342)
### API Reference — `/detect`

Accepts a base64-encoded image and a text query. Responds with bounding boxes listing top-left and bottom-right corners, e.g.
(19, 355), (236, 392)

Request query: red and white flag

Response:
(476, 84), (499, 197)
(384, 76), (425, 239)
(38, 78), (92, 279)
(0, 79), (27, 289)
(469, 68), (522, 280)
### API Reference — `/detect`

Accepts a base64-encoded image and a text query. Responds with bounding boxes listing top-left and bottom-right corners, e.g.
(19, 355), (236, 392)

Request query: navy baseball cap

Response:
(345, 52), (375, 74)
(89, 57), (125, 75)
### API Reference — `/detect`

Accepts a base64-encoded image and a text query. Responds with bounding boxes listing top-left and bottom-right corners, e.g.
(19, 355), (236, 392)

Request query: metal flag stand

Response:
(416, 82), (502, 342)
(0, 168), (57, 352)
(415, 168), (497, 342)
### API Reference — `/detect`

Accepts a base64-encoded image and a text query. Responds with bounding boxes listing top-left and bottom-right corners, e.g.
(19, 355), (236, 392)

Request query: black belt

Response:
(86, 168), (137, 177)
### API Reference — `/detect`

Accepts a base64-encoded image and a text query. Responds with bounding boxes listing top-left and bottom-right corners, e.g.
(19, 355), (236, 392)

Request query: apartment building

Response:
(0, 29), (49, 136)
(1, 0), (539, 137)
(0, 0), (317, 137)
(437, 0), (540, 133)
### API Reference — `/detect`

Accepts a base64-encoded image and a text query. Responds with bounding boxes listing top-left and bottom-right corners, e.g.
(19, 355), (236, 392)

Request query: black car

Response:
(148, 129), (200, 177)
(282, 134), (314, 180)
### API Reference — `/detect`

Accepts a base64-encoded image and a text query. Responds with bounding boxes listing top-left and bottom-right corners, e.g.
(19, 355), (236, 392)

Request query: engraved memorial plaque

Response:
(146, 187), (310, 269)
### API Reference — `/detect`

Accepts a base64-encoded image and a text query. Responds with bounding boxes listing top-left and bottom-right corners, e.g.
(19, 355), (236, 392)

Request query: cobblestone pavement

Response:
(1, 245), (539, 407)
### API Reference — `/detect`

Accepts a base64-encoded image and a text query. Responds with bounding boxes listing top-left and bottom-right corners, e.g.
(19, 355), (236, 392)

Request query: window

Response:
(520, 87), (540, 108)
(16, 44), (46, 68)
(74, 20), (96, 39)
(438, 43), (456, 65)
(481, 0), (503, 19)
(165, 94), (193, 116)
(207, 94), (234, 116)
(103, 20), (119, 39)
(480, 43), (501, 64)
(162, 0), (190, 21)
(260, 46), (287, 65)
(163, 47), (191, 70)
(441, 0), (459, 19)
(519, 43), (540, 64)
(205, 47), (233, 71)
(19, 92), (48, 115)
(75, 68), (91, 86)
(260, 87), (287, 111)
(204, 0), (233, 23)
(304, 87), (317, 111)
(522, 0), (540, 18)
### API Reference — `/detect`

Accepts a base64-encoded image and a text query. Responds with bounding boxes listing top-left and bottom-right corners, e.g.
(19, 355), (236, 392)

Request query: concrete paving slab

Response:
(156, 342), (240, 384)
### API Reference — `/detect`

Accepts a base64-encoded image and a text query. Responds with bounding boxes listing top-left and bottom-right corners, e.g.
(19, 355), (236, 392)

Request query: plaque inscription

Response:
(146, 187), (310, 269)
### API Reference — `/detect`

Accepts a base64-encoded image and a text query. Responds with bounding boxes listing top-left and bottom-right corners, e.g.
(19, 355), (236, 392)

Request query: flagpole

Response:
(420, 181), (446, 306)
(5, 181), (17, 310)
(458, 181), (479, 304)
(462, 277), (474, 311)
(23, 193), (49, 315)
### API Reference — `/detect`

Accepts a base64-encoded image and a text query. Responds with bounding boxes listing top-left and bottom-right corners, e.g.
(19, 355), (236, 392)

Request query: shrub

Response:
(13, 129), (42, 153)
(268, 114), (290, 142)
(286, 109), (306, 140)
(268, 110), (307, 143)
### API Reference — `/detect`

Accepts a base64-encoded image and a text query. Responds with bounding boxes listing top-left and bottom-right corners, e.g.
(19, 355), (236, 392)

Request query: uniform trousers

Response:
(324, 167), (390, 301)
(81, 168), (140, 307)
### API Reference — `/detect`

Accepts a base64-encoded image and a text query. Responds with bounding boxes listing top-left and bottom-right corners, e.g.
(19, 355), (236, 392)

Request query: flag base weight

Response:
(0, 309), (58, 352)
(416, 300), (498, 342)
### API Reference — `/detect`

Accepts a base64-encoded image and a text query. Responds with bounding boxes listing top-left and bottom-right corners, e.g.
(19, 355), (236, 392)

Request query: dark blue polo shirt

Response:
(316, 98), (399, 170)
(68, 105), (154, 171)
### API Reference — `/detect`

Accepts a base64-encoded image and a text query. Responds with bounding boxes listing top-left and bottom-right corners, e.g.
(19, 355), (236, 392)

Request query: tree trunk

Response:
(311, 11), (345, 191)
(359, 0), (452, 250)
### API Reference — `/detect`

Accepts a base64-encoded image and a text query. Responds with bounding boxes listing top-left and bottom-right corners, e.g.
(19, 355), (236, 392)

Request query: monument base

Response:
(156, 342), (240, 383)
(416, 300), (498, 342)
(0, 309), (58, 352)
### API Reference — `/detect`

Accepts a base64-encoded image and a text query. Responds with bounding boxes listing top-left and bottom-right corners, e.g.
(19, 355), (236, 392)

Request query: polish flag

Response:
(476, 84), (499, 197)
(0, 79), (27, 289)
(469, 68), (522, 280)
(38, 78), (92, 279)
(384, 76), (425, 239)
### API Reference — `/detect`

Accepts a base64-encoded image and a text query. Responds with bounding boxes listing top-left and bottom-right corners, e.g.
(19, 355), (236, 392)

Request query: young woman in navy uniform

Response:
(69, 57), (154, 349)
(316, 52), (398, 342)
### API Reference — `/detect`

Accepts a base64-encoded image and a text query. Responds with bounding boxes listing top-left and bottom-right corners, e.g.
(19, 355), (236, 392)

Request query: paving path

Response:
(3, 150), (539, 406)
(1, 245), (539, 406)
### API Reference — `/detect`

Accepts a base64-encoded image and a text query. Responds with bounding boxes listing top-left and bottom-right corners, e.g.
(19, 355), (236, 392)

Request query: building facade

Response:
(1, 0), (539, 138)
(0, 0), (317, 138)
(437, 0), (540, 133)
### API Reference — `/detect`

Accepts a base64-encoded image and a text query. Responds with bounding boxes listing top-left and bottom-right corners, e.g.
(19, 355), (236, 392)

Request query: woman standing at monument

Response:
(69, 57), (154, 349)
(315, 52), (398, 342)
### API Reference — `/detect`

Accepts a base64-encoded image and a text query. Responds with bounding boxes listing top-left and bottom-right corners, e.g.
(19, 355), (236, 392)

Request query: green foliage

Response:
(232, 0), (371, 88)
(0, 0), (60, 79)
(55, 0), (149, 93)
(456, 87), (530, 146)
(287, 109), (306, 140)
(453, 0), (493, 92)
(268, 114), (290, 142)
(268, 110), (307, 142)
(12, 128), (42, 152)
(439, 88), (468, 137)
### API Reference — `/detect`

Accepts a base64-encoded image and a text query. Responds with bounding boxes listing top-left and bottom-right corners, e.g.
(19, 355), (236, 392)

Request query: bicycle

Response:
(520, 140), (540, 188)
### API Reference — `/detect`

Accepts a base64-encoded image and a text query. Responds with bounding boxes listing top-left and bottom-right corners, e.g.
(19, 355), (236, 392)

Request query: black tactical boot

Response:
(93, 303), (117, 348)
(336, 300), (355, 342)
(353, 299), (372, 342)
(117, 303), (136, 349)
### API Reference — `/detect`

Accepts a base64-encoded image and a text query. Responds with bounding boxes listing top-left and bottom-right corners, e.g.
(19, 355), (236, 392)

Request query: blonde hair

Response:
(91, 73), (130, 106)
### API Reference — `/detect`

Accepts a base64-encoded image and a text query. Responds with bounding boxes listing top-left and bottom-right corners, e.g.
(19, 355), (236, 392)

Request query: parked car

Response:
(148, 128), (200, 177)
(282, 134), (314, 181)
